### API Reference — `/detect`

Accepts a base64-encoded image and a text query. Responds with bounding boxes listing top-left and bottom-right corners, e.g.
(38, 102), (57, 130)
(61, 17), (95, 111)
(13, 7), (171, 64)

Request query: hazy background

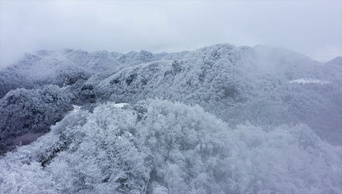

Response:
(1, 1), (341, 68)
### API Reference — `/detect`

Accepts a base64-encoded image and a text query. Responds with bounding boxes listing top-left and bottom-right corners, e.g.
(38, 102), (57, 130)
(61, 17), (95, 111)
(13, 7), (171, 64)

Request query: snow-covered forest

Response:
(0, 44), (341, 193)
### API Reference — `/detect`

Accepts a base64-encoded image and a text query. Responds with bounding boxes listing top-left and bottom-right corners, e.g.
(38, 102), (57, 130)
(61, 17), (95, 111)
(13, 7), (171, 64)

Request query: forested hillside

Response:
(0, 44), (341, 193)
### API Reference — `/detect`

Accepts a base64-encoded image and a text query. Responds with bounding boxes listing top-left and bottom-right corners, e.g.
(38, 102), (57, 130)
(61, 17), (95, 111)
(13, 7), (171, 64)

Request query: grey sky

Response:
(1, 1), (341, 68)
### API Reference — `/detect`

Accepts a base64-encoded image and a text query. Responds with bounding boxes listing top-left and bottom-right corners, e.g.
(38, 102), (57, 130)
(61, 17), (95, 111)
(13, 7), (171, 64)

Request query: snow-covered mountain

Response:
(0, 49), (187, 98)
(326, 56), (342, 66)
(86, 44), (341, 144)
(0, 44), (341, 193)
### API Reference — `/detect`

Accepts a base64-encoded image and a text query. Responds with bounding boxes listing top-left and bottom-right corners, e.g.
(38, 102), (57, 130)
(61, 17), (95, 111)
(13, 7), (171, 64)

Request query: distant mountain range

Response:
(0, 48), (189, 98)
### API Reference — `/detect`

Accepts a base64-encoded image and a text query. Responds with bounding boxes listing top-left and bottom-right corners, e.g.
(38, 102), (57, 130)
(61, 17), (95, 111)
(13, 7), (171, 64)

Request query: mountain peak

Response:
(326, 56), (342, 66)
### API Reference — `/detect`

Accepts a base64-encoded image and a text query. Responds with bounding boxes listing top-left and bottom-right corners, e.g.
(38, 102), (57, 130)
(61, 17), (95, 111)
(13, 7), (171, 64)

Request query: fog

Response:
(1, 1), (341, 68)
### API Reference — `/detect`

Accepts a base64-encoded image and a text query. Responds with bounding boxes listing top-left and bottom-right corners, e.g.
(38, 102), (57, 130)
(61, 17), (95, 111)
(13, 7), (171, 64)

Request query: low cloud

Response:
(1, 1), (341, 68)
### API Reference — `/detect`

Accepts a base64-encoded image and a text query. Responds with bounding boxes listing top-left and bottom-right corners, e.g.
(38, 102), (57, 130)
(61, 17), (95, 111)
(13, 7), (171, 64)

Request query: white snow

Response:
(113, 103), (129, 108)
(72, 105), (81, 112)
(289, 78), (330, 85)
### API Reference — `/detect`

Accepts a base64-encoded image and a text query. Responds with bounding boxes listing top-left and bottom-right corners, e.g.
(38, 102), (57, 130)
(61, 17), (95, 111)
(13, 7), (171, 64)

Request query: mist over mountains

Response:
(0, 44), (341, 193)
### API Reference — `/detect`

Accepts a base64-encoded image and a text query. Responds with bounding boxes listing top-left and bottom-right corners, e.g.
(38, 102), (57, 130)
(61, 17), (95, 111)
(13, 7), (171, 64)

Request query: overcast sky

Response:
(1, 1), (341, 68)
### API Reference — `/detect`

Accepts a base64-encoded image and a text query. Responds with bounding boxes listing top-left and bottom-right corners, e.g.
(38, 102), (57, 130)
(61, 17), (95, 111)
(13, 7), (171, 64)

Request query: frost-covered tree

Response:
(0, 85), (74, 154)
(1, 100), (341, 193)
